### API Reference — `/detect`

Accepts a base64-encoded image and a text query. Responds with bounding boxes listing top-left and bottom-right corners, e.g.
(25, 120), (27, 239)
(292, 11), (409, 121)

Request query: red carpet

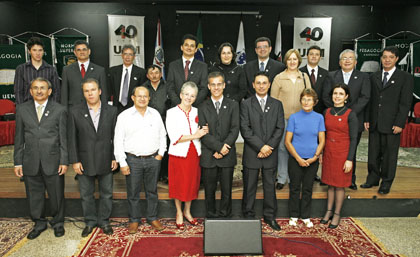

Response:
(75, 218), (401, 257)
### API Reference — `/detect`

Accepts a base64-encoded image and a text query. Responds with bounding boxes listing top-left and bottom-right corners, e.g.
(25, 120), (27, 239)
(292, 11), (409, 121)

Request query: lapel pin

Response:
(134, 77), (138, 80)
(90, 67), (94, 70)
(223, 106), (226, 109)
(319, 74), (323, 77)
(354, 76), (358, 79)
(265, 110), (268, 112)
(84, 114), (88, 117)
(391, 81), (395, 84)
(190, 71), (194, 75)
(267, 107), (270, 110)
(45, 111), (49, 117)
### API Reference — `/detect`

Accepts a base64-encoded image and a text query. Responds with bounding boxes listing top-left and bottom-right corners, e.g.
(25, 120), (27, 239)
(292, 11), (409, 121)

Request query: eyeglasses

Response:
(256, 45), (269, 50)
(75, 48), (89, 52)
(341, 57), (354, 61)
(122, 53), (134, 57)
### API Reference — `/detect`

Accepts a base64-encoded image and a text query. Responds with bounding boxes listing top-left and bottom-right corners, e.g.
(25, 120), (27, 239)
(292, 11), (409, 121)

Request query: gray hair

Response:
(180, 81), (199, 95)
(339, 49), (357, 60)
(122, 44), (136, 54)
(31, 77), (52, 89)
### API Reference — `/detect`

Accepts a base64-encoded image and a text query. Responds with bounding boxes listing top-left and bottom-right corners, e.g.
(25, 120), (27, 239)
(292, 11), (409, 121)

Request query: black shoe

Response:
(27, 227), (47, 240)
(378, 187), (390, 194)
(264, 219), (281, 231)
(314, 176), (321, 182)
(349, 183), (358, 190)
(276, 183), (285, 190)
(328, 213), (341, 229)
(82, 226), (94, 237)
(54, 226), (65, 237)
(320, 210), (333, 224)
(102, 225), (113, 235)
(161, 176), (168, 184)
(360, 182), (379, 188)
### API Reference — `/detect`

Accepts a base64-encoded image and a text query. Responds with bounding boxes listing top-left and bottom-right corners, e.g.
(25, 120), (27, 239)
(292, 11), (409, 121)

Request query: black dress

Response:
(209, 62), (247, 102)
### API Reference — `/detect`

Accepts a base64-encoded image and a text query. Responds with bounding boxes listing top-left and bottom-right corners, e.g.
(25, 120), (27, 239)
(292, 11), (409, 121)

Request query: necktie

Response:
(37, 105), (43, 121)
(310, 69), (316, 85)
(259, 62), (265, 72)
(260, 98), (265, 112)
(184, 60), (190, 80)
(382, 71), (389, 87)
(121, 68), (129, 106)
(215, 101), (220, 115)
(343, 72), (350, 85)
(81, 63), (86, 78)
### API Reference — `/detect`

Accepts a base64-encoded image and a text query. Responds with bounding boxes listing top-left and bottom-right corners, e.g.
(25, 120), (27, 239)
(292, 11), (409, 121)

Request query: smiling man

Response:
(61, 40), (107, 108)
(14, 77), (68, 239)
(244, 37), (285, 98)
(362, 46), (414, 194)
(167, 34), (208, 107)
(327, 49), (371, 190)
(109, 44), (146, 114)
(14, 37), (60, 104)
(198, 71), (239, 218)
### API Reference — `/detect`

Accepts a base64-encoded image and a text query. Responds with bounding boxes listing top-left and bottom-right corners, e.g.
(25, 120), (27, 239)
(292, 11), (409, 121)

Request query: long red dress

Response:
(168, 141), (201, 202)
(322, 108), (353, 187)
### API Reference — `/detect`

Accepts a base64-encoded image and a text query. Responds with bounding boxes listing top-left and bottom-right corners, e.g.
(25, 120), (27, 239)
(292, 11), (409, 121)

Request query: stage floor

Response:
(1, 161), (419, 200)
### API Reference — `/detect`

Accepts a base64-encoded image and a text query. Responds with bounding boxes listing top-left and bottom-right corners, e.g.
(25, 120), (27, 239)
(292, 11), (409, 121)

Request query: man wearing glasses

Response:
(61, 40), (108, 108)
(244, 37), (285, 98)
(109, 44), (146, 114)
(327, 49), (371, 190)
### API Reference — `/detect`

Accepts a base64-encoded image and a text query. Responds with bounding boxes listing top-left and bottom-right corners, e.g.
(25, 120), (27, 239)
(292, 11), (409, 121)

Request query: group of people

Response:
(13, 33), (413, 240)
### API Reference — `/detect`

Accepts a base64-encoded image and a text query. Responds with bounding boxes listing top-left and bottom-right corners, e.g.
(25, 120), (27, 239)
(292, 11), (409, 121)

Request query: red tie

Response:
(184, 60), (190, 80)
(310, 69), (316, 86)
(81, 63), (86, 78)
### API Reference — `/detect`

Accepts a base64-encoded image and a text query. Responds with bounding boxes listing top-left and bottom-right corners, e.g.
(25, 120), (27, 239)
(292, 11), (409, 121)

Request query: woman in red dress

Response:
(321, 83), (358, 229)
(166, 82), (208, 229)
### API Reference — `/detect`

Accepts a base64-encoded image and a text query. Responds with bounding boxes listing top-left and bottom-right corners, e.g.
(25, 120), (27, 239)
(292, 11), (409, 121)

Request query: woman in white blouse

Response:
(166, 82), (208, 229)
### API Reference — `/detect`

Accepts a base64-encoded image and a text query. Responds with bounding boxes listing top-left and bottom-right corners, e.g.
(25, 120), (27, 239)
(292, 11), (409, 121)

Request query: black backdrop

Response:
(1, 1), (419, 74)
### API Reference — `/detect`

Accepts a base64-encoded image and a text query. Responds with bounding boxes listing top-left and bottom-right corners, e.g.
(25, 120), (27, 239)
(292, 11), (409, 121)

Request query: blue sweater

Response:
(287, 110), (325, 158)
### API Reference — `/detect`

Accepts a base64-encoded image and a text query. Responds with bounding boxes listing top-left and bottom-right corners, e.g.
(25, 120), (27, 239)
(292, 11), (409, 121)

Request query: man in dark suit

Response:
(14, 77), (68, 239)
(244, 37), (285, 98)
(61, 40), (108, 108)
(68, 78), (118, 237)
(327, 49), (371, 190)
(108, 44), (146, 114)
(299, 45), (330, 114)
(240, 71), (285, 231)
(362, 46), (413, 194)
(167, 34), (208, 107)
(198, 71), (240, 218)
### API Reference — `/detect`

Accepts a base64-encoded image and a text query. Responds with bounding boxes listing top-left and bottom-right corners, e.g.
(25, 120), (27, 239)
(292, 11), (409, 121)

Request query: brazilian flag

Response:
(194, 20), (204, 62)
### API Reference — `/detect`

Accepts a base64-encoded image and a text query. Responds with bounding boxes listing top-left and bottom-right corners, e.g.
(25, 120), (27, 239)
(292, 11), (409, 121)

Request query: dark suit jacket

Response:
(244, 58), (286, 97)
(240, 96), (285, 169)
(167, 58), (208, 107)
(299, 66), (331, 113)
(68, 103), (118, 176)
(366, 69), (414, 134)
(198, 98), (240, 168)
(14, 100), (68, 176)
(108, 64), (146, 113)
(327, 69), (371, 132)
(61, 62), (108, 108)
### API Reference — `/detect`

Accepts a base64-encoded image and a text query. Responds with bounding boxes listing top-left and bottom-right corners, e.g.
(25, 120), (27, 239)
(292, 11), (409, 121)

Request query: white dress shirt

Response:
(114, 106), (167, 167)
(182, 56), (194, 69)
(258, 58), (269, 71)
(119, 64), (133, 102)
(382, 66), (396, 81)
(342, 69), (354, 85)
(211, 96), (224, 109)
(307, 65), (319, 80)
(34, 99), (48, 118)
(78, 60), (90, 72)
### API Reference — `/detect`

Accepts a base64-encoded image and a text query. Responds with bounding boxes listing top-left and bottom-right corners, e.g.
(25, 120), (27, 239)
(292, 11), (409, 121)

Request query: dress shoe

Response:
(264, 219), (281, 231)
(150, 220), (164, 231)
(102, 225), (113, 235)
(82, 226), (94, 237)
(320, 210), (333, 224)
(54, 226), (65, 237)
(302, 218), (313, 228)
(314, 176), (321, 182)
(378, 187), (390, 194)
(184, 216), (199, 226)
(27, 227), (47, 240)
(128, 222), (139, 234)
(328, 213), (341, 229)
(276, 183), (285, 190)
(349, 183), (358, 190)
(360, 182), (379, 188)
(288, 217), (298, 226)
(176, 222), (185, 230)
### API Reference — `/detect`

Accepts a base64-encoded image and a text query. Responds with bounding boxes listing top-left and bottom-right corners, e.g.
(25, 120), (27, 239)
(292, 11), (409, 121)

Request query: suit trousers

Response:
(202, 167), (234, 218)
(367, 130), (401, 188)
(277, 119), (290, 184)
(78, 172), (113, 227)
(126, 155), (161, 223)
(351, 132), (363, 184)
(24, 164), (65, 229)
(288, 157), (319, 219)
(242, 167), (277, 220)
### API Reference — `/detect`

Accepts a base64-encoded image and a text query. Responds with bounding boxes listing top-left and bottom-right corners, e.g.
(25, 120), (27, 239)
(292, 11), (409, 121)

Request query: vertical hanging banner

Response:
(53, 35), (88, 76)
(108, 15), (144, 68)
(194, 20), (205, 62)
(411, 41), (420, 99)
(0, 44), (27, 101)
(153, 18), (165, 80)
(355, 40), (382, 73)
(293, 17), (332, 69)
(274, 21), (282, 62)
(236, 20), (246, 65)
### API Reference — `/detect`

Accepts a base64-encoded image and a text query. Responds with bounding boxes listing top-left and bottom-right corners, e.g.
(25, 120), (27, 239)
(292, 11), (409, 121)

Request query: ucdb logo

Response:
(300, 27), (323, 42)
(115, 24), (137, 39)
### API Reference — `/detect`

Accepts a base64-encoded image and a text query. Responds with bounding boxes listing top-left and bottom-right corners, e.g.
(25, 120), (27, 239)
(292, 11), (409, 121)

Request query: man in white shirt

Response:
(114, 86), (167, 233)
